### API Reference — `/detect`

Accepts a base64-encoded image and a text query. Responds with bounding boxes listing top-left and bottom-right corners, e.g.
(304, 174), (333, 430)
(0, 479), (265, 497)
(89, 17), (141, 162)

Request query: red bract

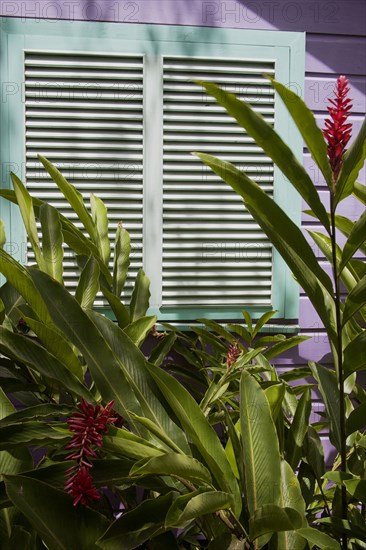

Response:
(64, 399), (117, 506)
(323, 75), (353, 183)
(226, 341), (240, 369)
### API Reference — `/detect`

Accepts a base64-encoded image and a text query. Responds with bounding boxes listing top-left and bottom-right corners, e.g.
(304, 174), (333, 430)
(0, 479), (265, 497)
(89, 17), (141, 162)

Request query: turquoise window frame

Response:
(0, 17), (305, 323)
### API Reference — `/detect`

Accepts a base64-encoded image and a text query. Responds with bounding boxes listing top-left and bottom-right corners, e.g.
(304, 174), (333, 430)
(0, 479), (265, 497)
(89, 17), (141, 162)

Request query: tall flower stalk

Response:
(64, 399), (116, 506)
(323, 75), (353, 548)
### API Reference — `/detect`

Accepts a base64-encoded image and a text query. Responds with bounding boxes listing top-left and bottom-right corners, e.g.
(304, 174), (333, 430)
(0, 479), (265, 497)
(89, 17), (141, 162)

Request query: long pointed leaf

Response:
(146, 362), (241, 515)
(39, 203), (64, 283)
(129, 268), (150, 322)
(0, 220), (5, 248)
(75, 256), (100, 309)
(38, 155), (97, 242)
(335, 116), (366, 205)
(286, 389), (311, 470)
(240, 370), (282, 516)
(340, 209), (366, 272)
(194, 153), (337, 345)
(112, 222), (130, 298)
(197, 81), (330, 231)
(130, 453), (212, 485)
(353, 181), (366, 204)
(343, 331), (366, 378)
(90, 192), (110, 265)
(342, 275), (366, 326)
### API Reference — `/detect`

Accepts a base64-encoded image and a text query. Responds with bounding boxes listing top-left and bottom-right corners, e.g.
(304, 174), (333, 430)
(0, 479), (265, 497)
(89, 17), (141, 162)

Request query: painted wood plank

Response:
(305, 75), (366, 114)
(306, 34), (366, 75)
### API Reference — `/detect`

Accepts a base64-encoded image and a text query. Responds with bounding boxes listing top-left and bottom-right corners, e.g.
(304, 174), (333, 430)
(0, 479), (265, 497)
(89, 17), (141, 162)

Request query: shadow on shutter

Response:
(24, 51), (144, 305)
(162, 57), (275, 308)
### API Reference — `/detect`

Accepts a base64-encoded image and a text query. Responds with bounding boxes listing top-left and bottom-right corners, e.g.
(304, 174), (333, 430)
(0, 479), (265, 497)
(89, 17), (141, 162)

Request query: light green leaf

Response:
(227, 323), (252, 343)
(264, 335), (311, 361)
(124, 316), (157, 347)
(343, 331), (366, 378)
(268, 76), (332, 188)
(129, 268), (150, 322)
(146, 362), (241, 515)
(22, 315), (83, 380)
(0, 326), (91, 400)
(252, 310), (277, 338)
(39, 203), (64, 283)
(149, 332), (177, 367)
(5, 475), (108, 550)
(112, 222), (130, 298)
(96, 493), (177, 550)
(11, 172), (46, 271)
(353, 181), (366, 204)
(38, 155), (97, 242)
(344, 479), (366, 504)
(0, 220), (5, 248)
(101, 285), (130, 328)
(335, 116), (366, 205)
(264, 382), (285, 422)
(197, 81), (330, 231)
(28, 268), (143, 421)
(165, 489), (233, 528)
(194, 153), (337, 345)
(130, 453), (212, 486)
(75, 256), (100, 309)
(103, 427), (164, 461)
(346, 402), (366, 435)
(89, 311), (189, 453)
(342, 275), (366, 325)
(286, 389), (311, 470)
(0, 249), (52, 326)
(240, 370), (281, 516)
(340, 209), (366, 272)
(309, 362), (341, 451)
(249, 504), (303, 540)
(297, 527), (339, 549)
(90, 192), (110, 265)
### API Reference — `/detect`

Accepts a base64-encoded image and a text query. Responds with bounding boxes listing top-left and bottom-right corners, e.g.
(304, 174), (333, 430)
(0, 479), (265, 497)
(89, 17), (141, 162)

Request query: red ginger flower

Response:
(226, 341), (240, 369)
(64, 399), (117, 506)
(323, 75), (353, 184)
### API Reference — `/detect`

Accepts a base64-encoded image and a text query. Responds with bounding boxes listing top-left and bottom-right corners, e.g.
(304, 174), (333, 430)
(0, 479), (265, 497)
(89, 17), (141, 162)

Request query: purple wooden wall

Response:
(1, 0), (365, 459)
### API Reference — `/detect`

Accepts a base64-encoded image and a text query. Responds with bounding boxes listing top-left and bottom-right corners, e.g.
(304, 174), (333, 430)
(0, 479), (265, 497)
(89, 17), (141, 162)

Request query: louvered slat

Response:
(24, 51), (144, 304)
(162, 57), (275, 307)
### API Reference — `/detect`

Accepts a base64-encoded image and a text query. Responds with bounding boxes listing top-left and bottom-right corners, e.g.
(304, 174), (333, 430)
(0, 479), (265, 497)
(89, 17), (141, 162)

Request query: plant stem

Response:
(330, 191), (348, 550)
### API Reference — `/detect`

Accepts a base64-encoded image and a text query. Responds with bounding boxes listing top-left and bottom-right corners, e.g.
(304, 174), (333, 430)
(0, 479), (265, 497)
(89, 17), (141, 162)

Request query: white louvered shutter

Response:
(162, 57), (275, 308)
(24, 51), (144, 303)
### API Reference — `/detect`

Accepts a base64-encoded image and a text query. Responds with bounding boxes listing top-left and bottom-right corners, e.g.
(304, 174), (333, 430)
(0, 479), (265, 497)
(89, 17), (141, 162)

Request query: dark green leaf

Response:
(75, 256), (100, 309)
(343, 331), (366, 378)
(264, 335), (310, 361)
(249, 504), (303, 540)
(39, 203), (64, 283)
(0, 422), (69, 450)
(344, 479), (366, 504)
(297, 527), (339, 549)
(342, 275), (366, 325)
(129, 269), (150, 323)
(335, 116), (366, 205)
(112, 222), (130, 298)
(123, 316), (157, 347)
(286, 389), (311, 470)
(340, 210), (366, 272)
(165, 490), (234, 528)
(149, 332), (176, 367)
(130, 453), (212, 485)
(353, 181), (366, 205)
(346, 403), (366, 435)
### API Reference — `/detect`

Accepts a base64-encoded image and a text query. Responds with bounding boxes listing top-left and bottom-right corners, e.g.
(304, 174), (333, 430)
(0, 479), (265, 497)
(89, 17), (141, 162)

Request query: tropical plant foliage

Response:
(0, 74), (365, 549)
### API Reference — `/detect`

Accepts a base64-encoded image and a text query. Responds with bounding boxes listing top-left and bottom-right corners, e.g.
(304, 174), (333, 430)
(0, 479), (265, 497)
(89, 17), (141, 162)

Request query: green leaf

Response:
(38, 155), (97, 242)
(194, 153), (337, 345)
(75, 256), (100, 309)
(96, 493), (177, 550)
(335, 116), (366, 205)
(353, 181), (366, 205)
(227, 323), (252, 343)
(0, 249), (52, 326)
(39, 203), (64, 283)
(11, 173), (46, 271)
(343, 331), (366, 378)
(340, 209), (366, 272)
(90, 192), (110, 265)
(22, 315), (83, 380)
(268, 76), (332, 188)
(4, 475), (108, 550)
(89, 311), (189, 452)
(0, 326), (92, 400)
(130, 453), (212, 486)
(286, 389), (311, 470)
(0, 422), (69, 450)
(249, 504), (303, 540)
(346, 402), (366, 435)
(317, 517), (366, 543)
(0, 220), (5, 248)
(0, 403), (74, 427)
(101, 285), (130, 328)
(297, 527), (339, 549)
(240, 370), (282, 516)
(28, 269), (143, 421)
(112, 222), (130, 298)
(264, 335), (311, 361)
(252, 310), (277, 339)
(166, 490), (234, 528)
(146, 362), (241, 515)
(149, 332), (177, 367)
(123, 316), (157, 347)
(342, 275), (366, 326)
(197, 81), (330, 231)
(264, 382), (285, 423)
(129, 268), (150, 322)
(103, 427), (164, 461)
(309, 362), (341, 451)
(344, 479), (366, 504)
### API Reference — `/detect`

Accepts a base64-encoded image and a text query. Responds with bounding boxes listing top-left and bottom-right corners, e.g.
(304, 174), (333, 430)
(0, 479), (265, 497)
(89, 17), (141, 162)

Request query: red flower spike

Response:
(64, 400), (117, 506)
(323, 75), (353, 185)
(226, 341), (241, 370)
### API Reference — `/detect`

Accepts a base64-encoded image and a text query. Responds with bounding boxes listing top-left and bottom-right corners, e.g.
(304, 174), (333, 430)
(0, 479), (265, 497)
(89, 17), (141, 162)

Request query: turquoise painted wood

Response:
(0, 17), (305, 321)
